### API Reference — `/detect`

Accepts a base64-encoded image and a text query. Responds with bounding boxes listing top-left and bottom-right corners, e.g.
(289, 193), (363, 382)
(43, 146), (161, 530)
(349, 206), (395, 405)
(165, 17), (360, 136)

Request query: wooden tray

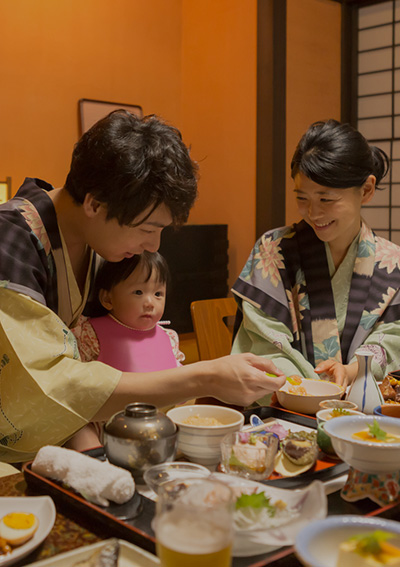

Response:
(22, 407), (379, 567)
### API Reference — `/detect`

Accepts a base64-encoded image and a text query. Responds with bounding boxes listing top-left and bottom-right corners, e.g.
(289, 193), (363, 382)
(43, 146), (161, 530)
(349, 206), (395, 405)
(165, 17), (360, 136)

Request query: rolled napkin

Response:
(31, 445), (135, 507)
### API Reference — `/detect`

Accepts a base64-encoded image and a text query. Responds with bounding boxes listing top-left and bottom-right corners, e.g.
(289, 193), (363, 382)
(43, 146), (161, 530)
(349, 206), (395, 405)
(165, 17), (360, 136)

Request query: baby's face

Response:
(102, 264), (166, 330)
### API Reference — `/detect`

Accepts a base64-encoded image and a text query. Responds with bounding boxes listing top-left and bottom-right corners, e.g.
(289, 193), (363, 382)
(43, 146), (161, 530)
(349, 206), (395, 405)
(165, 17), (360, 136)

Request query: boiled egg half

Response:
(0, 512), (39, 546)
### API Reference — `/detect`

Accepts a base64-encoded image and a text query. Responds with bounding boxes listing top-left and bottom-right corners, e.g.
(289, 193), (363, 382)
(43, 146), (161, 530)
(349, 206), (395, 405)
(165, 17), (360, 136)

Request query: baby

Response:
(68, 251), (184, 450)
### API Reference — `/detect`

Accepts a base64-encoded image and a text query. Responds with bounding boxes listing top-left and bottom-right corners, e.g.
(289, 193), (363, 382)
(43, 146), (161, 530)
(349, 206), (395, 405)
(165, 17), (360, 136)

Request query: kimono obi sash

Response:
(90, 315), (178, 372)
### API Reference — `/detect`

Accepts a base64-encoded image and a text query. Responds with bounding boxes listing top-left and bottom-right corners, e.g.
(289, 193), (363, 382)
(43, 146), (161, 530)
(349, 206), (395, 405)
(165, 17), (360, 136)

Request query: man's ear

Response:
(99, 288), (113, 311)
(361, 175), (376, 205)
(82, 194), (103, 218)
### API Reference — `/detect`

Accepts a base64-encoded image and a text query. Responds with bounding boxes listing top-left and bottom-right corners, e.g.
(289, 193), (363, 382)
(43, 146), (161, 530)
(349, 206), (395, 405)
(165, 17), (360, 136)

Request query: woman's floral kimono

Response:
(232, 220), (400, 403)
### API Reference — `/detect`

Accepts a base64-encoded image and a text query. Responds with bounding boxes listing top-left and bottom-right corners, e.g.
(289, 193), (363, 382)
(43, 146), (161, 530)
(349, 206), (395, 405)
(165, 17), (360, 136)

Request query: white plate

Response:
(28, 538), (160, 566)
(210, 473), (327, 557)
(0, 496), (56, 567)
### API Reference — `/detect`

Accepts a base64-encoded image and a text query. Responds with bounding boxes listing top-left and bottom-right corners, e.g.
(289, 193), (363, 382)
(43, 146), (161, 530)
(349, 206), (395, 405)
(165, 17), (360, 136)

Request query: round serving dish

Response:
(323, 415), (400, 474)
(295, 515), (400, 567)
(166, 405), (244, 465)
(277, 379), (344, 415)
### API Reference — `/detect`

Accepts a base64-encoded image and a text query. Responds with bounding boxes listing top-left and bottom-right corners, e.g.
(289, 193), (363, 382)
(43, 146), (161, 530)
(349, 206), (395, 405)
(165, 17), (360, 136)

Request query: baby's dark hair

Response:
(291, 119), (389, 190)
(89, 252), (170, 317)
(96, 251), (170, 292)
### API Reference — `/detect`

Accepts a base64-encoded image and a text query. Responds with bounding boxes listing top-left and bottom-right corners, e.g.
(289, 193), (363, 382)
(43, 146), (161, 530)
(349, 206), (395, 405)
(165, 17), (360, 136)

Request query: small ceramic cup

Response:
(373, 404), (400, 419)
(318, 399), (358, 411)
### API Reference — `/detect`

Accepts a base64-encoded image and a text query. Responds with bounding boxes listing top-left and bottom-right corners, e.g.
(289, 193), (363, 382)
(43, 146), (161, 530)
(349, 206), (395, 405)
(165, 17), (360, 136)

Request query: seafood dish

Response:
(71, 539), (119, 566)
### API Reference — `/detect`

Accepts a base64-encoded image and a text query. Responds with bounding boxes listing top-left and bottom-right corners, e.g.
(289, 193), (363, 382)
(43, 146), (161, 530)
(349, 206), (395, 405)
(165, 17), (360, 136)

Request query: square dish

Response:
(27, 538), (159, 566)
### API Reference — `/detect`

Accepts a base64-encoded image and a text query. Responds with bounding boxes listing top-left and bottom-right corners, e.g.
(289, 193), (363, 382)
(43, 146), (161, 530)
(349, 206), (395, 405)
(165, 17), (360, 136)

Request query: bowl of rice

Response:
(166, 405), (245, 465)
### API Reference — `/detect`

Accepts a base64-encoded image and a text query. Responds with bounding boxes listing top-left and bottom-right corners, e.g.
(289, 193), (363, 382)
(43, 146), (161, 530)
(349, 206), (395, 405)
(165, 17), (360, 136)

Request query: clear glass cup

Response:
(220, 430), (279, 480)
(154, 477), (234, 567)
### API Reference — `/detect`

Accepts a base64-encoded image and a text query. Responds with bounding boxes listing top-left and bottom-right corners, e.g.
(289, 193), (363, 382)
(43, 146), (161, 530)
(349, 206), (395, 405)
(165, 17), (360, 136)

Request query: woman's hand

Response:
(205, 353), (286, 407)
(314, 359), (358, 388)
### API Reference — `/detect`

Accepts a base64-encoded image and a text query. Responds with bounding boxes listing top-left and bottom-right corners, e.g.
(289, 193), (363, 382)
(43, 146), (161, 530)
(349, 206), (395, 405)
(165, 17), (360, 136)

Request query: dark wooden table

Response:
(0, 473), (104, 566)
(1, 471), (400, 567)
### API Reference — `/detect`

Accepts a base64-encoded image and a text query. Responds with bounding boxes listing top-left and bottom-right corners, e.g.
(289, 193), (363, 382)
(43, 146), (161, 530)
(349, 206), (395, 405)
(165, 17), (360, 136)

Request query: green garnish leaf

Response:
(235, 492), (276, 516)
(368, 419), (388, 441)
(330, 408), (351, 417)
(349, 530), (393, 556)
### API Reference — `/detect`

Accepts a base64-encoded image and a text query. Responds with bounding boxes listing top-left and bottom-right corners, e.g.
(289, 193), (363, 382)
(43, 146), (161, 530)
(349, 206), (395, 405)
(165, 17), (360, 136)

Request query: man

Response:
(0, 110), (284, 463)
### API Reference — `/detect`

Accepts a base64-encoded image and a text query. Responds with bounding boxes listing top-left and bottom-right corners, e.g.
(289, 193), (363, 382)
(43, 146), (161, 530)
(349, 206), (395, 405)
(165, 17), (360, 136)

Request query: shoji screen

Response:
(357, 0), (400, 244)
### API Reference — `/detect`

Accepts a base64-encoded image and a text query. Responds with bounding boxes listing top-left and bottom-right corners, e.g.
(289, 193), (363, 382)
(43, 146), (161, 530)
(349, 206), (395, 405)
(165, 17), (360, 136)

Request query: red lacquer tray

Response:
(23, 407), (352, 567)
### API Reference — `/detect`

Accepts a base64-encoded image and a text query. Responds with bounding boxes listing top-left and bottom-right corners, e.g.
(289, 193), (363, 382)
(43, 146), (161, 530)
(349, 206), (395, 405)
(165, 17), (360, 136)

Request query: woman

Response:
(232, 119), (400, 403)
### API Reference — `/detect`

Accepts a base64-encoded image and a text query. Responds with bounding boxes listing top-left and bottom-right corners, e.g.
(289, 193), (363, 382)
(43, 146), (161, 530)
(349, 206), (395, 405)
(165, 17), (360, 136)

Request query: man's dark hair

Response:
(291, 119), (389, 190)
(65, 110), (198, 225)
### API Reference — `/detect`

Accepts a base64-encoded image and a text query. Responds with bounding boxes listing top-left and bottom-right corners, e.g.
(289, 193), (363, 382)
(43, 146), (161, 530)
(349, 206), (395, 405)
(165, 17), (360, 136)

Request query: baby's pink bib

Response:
(90, 315), (179, 372)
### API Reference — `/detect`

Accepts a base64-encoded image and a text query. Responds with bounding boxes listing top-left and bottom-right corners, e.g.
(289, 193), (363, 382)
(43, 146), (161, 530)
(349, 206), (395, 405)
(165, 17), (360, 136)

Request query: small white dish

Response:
(323, 415), (400, 474)
(27, 538), (160, 566)
(0, 496), (56, 567)
(295, 515), (400, 567)
(210, 472), (327, 557)
(316, 408), (364, 425)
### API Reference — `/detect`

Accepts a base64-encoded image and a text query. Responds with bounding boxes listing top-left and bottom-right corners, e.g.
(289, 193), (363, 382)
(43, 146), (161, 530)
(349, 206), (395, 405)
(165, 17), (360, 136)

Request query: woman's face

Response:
(294, 172), (375, 253)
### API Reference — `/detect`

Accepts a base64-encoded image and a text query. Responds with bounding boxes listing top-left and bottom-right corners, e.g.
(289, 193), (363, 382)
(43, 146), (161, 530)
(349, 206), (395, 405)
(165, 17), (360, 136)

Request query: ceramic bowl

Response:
(316, 422), (337, 457)
(316, 408), (364, 425)
(295, 515), (400, 567)
(276, 379), (344, 415)
(318, 399), (358, 411)
(166, 405), (245, 465)
(373, 404), (400, 418)
(323, 415), (400, 474)
(143, 461), (210, 494)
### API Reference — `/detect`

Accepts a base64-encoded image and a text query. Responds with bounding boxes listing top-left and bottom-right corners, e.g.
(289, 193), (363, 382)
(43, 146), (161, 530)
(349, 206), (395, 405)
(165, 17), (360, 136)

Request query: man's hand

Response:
(205, 353), (286, 407)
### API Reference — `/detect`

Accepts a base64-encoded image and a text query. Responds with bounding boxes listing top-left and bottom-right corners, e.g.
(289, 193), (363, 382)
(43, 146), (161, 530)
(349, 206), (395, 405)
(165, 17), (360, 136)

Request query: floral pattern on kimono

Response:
(233, 220), (400, 370)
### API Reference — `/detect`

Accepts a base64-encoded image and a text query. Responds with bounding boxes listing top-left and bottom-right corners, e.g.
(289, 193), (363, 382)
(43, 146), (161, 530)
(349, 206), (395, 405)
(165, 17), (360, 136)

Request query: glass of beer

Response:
(154, 477), (234, 567)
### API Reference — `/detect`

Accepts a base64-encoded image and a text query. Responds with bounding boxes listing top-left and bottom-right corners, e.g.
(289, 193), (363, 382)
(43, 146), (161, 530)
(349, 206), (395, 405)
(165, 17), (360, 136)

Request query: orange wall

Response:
(0, 0), (257, 289)
(0, 0), (341, 291)
(285, 0), (342, 224)
(181, 0), (257, 287)
(0, 0), (183, 191)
